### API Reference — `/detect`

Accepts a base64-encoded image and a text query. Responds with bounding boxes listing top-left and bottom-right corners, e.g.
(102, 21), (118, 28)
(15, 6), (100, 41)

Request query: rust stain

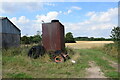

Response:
(42, 20), (65, 51)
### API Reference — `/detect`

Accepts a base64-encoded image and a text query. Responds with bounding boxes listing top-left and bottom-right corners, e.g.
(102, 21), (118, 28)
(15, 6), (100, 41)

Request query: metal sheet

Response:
(42, 21), (65, 51)
(1, 33), (20, 48)
(1, 17), (20, 34)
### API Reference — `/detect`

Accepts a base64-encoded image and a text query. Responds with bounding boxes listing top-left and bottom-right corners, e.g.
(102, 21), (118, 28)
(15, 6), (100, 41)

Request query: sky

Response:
(0, 1), (118, 38)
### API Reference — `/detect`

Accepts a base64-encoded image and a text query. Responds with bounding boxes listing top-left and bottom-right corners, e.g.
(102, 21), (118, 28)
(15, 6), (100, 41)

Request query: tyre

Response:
(49, 50), (65, 63)
(28, 45), (45, 59)
(54, 55), (65, 63)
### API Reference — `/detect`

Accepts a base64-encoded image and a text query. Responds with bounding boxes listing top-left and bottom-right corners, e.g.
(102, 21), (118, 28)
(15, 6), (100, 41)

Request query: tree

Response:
(110, 26), (120, 55)
(110, 26), (120, 44)
(65, 32), (76, 43)
(32, 35), (42, 43)
(21, 36), (30, 44)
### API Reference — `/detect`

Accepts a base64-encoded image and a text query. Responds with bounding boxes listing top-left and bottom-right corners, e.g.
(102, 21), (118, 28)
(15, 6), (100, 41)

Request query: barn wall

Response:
(1, 18), (21, 48)
(2, 19), (20, 34)
(2, 33), (20, 48)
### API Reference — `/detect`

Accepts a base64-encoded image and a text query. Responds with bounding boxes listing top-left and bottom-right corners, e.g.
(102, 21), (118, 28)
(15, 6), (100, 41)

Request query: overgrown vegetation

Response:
(103, 26), (120, 59)
(21, 31), (42, 44)
(103, 43), (118, 58)
(2, 45), (119, 78)
(2, 46), (89, 78)
(77, 49), (119, 78)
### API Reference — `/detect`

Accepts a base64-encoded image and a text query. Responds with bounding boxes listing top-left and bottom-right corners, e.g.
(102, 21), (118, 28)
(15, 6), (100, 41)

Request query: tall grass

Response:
(2, 45), (89, 78)
(103, 43), (118, 58)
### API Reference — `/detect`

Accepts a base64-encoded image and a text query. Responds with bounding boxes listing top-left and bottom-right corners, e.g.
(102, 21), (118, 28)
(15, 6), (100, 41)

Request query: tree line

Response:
(21, 26), (120, 44)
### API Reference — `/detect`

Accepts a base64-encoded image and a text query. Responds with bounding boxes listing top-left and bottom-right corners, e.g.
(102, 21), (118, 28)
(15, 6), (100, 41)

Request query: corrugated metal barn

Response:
(0, 17), (21, 48)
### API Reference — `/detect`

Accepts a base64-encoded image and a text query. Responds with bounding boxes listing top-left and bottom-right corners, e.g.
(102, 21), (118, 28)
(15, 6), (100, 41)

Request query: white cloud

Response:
(88, 8), (118, 23)
(0, 2), (46, 14)
(64, 9), (72, 14)
(9, 7), (117, 38)
(71, 6), (82, 10)
(67, 9), (72, 14)
(10, 16), (34, 36)
(11, 16), (30, 24)
(86, 11), (95, 16)
(45, 2), (55, 6)
(10, 11), (60, 36)
(36, 11), (59, 22)
(63, 6), (82, 15)
(64, 7), (118, 37)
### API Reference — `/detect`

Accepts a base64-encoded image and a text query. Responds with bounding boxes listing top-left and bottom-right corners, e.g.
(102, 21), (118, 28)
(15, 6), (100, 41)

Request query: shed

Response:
(0, 17), (21, 48)
(42, 20), (65, 51)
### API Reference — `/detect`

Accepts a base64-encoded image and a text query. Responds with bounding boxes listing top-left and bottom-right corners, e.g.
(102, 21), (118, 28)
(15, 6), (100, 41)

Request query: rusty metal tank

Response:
(42, 20), (65, 51)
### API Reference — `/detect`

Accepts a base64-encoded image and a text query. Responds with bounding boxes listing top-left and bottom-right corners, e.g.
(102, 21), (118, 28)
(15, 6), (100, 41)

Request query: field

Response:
(66, 41), (114, 49)
(2, 41), (119, 78)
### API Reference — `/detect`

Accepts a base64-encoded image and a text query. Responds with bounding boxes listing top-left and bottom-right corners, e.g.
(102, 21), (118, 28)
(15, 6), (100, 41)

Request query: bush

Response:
(103, 43), (118, 58)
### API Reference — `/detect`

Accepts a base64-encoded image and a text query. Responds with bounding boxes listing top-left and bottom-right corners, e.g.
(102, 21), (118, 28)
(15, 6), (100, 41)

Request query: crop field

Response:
(65, 41), (114, 49)
(2, 41), (119, 78)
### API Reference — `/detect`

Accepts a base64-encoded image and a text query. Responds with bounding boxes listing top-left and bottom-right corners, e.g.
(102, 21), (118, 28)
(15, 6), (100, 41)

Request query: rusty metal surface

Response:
(42, 21), (65, 51)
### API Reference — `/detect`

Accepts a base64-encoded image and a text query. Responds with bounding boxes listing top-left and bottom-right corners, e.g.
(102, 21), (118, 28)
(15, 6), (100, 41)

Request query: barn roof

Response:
(0, 17), (21, 32)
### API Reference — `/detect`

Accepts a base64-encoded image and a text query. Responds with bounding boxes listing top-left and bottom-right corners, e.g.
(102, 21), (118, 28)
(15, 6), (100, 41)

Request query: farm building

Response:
(0, 17), (21, 48)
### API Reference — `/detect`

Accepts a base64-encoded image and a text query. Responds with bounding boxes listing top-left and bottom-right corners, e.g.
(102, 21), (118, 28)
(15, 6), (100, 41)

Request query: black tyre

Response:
(28, 45), (45, 59)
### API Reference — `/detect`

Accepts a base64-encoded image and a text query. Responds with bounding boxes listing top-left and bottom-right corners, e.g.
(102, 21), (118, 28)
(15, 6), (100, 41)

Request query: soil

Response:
(85, 61), (106, 78)
(103, 57), (119, 72)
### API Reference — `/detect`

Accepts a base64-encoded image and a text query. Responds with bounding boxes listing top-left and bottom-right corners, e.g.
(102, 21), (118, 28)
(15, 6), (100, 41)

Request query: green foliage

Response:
(2, 46), (89, 78)
(103, 43), (118, 58)
(21, 35), (42, 44)
(110, 26), (120, 42)
(110, 26), (120, 59)
(78, 49), (118, 78)
(7, 73), (32, 78)
(65, 32), (76, 43)
(75, 37), (112, 41)
(21, 36), (30, 44)
(32, 35), (42, 43)
(21, 31), (42, 44)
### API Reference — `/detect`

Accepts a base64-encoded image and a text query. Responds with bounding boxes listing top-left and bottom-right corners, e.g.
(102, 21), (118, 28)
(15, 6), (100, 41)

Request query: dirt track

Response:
(85, 61), (106, 78)
(66, 41), (118, 78)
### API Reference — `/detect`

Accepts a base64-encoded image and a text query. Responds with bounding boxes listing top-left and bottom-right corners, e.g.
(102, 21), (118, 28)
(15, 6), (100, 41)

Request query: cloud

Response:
(11, 16), (30, 25)
(71, 6), (82, 10)
(86, 11), (95, 16)
(10, 11), (60, 36)
(0, 2), (48, 14)
(64, 9), (72, 14)
(64, 7), (118, 37)
(36, 11), (59, 22)
(88, 8), (118, 23)
(63, 6), (82, 15)
(45, 2), (55, 6)
(10, 16), (35, 36)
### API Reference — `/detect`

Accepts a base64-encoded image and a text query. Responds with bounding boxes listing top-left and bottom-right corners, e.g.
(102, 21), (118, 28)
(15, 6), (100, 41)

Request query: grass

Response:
(77, 49), (119, 78)
(2, 45), (89, 78)
(6, 73), (32, 78)
(2, 41), (119, 78)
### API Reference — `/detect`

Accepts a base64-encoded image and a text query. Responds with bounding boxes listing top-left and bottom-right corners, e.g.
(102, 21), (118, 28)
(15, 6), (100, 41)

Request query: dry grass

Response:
(65, 41), (114, 49)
